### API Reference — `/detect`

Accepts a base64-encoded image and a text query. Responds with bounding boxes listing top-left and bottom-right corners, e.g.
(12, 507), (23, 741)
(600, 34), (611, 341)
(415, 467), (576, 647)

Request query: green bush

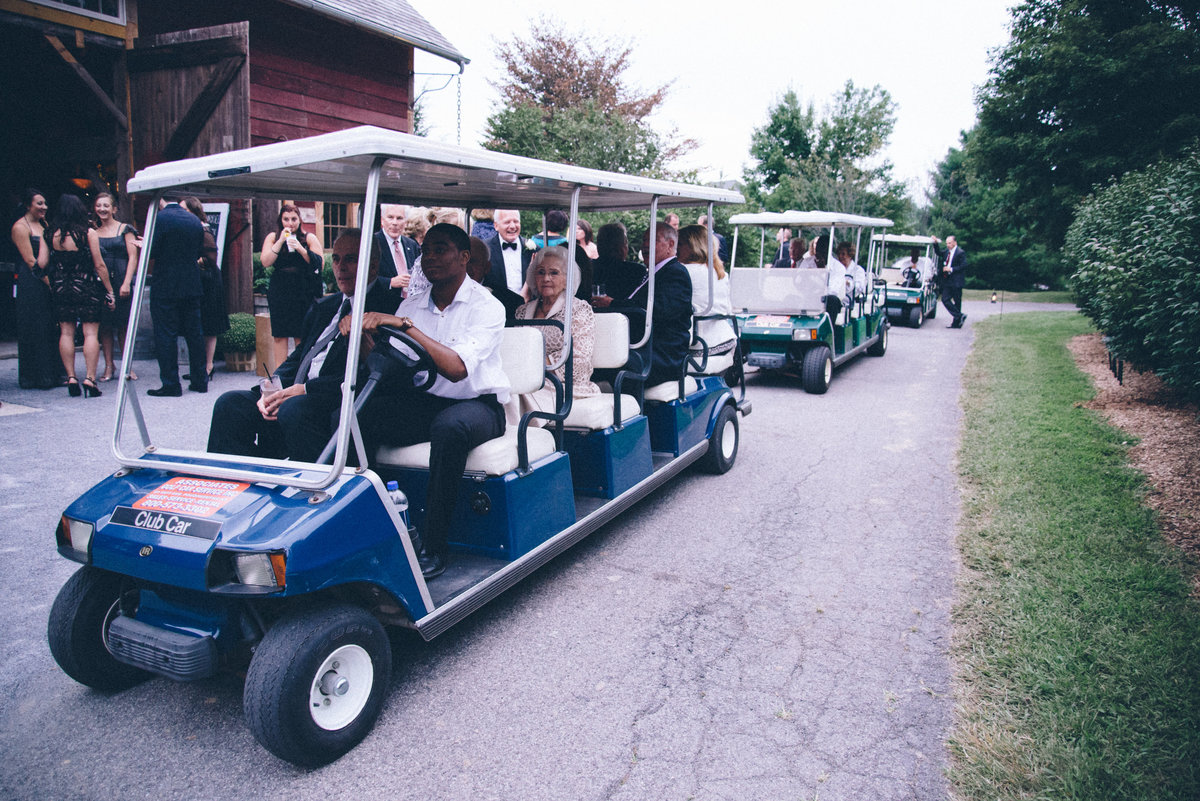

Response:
(218, 312), (257, 353)
(1067, 144), (1200, 401)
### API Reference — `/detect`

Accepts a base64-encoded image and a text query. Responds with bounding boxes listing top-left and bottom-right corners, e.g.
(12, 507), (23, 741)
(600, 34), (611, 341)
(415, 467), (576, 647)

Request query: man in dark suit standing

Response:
(374, 204), (420, 300)
(932, 235), (968, 328)
(206, 229), (393, 461)
(147, 194), (207, 396)
(619, 221), (692, 386)
(485, 209), (531, 296)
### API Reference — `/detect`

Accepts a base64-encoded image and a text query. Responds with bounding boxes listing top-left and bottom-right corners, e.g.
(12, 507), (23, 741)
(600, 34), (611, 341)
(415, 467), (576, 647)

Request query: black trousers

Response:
(207, 387), (390, 464)
(151, 295), (206, 391)
(941, 285), (963, 321)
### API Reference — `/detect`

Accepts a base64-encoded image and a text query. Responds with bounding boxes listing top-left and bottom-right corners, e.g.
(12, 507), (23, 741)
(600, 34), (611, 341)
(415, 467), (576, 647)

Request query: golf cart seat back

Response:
(730, 267), (828, 316)
(375, 327), (556, 475)
(563, 311), (641, 430)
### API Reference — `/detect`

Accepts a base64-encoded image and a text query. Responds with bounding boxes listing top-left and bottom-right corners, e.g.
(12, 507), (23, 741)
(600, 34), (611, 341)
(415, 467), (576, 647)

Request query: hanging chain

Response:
(456, 73), (463, 145)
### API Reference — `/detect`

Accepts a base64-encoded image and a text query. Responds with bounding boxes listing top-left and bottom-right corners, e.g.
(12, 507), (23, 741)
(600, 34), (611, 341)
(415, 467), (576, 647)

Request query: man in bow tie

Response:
(206, 229), (394, 460)
(485, 209), (531, 297)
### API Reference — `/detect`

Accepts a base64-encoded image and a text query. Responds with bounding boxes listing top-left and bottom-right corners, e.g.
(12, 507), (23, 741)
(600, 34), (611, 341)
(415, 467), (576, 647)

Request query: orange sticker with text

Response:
(133, 477), (251, 518)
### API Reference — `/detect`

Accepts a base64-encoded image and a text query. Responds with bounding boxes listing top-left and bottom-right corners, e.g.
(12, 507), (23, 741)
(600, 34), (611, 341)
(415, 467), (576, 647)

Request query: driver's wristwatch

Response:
(397, 316), (414, 332)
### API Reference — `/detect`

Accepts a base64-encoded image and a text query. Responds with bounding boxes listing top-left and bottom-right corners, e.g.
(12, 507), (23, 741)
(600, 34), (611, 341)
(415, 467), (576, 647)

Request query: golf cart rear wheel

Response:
(701, 403), (739, 474)
(47, 566), (151, 692)
(244, 604), (391, 767)
(868, 322), (888, 356)
(801, 346), (832, 394)
(927, 301), (938, 319)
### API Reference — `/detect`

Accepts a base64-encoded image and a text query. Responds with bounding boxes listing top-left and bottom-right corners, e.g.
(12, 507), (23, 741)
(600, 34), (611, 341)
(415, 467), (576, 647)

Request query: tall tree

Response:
(974, 0), (1200, 249)
(743, 82), (909, 223)
(927, 129), (1061, 290)
(484, 18), (692, 176)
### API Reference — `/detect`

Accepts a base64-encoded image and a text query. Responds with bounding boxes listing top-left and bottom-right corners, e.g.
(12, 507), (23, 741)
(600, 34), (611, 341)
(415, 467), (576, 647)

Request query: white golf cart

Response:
(869, 233), (939, 327)
(727, 211), (892, 393)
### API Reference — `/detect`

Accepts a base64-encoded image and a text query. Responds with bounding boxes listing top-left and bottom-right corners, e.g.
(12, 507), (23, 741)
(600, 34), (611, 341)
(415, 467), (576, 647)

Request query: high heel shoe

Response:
(66, 377), (81, 397)
(82, 378), (102, 398)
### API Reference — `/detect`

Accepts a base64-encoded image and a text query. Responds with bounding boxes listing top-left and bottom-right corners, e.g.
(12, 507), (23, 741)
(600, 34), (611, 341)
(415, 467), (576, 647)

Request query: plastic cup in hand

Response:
(285, 233), (298, 252)
(259, 376), (283, 398)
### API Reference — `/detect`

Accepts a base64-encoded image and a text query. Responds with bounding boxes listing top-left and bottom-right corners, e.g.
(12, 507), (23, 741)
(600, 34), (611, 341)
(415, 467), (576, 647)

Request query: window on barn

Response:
(323, 203), (350, 250)
(28, 0), (125, 24)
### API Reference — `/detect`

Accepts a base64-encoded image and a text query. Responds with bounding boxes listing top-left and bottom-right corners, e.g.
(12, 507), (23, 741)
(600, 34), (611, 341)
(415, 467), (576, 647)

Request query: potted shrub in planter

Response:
(219, 312), (258, 372)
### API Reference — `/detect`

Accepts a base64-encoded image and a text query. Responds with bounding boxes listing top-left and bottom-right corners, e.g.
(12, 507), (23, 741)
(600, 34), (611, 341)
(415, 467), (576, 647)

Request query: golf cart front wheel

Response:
(244, 604), (391, 767)
(801, 346), (832, 394)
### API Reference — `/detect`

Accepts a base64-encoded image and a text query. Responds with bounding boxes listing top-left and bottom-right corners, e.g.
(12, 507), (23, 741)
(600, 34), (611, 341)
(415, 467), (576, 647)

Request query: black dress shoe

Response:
(189, 384), (208, 393)
(417, 546), (446, 579)
(147, 386), (182, 397)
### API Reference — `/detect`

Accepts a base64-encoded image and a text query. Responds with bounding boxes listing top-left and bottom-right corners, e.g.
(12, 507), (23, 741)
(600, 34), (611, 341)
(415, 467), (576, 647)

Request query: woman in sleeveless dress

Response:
(9, 189), (61, 389)
(261, 203), (323, 370)
(93, 192), (139, 381)
(38, 194), (115, 397)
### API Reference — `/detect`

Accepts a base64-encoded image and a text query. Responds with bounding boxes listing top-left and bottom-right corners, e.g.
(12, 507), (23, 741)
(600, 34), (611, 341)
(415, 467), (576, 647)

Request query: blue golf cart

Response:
(45, 127), (749, 767)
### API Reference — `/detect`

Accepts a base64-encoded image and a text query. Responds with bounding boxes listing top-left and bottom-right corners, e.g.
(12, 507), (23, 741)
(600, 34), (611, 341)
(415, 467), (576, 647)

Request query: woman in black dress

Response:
(93, 192), (139, 381)
(9, 188), (60, 389)
(260, 203), (322, 370)
(184, 196), (228, 381)
(38, 194), (115, 397)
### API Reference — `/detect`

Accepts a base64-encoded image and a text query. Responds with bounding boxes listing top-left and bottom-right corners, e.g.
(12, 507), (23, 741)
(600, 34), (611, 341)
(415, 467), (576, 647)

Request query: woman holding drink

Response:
(260, 203), (323, 369)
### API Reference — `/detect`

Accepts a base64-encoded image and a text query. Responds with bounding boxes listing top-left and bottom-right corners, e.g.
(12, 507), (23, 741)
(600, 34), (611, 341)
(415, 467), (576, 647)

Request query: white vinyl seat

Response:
(644, 376), (700, 403)
(375, 327), (557, 475)
(564, 312), (640, 429)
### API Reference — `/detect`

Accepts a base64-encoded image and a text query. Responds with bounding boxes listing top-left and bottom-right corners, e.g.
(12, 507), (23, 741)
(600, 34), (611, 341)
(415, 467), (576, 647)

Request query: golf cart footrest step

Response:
(107, 614), (217, 681)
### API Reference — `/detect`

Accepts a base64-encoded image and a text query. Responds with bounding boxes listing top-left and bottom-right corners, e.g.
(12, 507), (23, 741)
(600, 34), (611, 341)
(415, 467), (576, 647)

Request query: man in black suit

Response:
(206, 229), (393, 461)
(147, 194), (207, 396)
(485, 208), (531, 296)
(932, 235), (968, 327)
(374, 203), (420, 301)
(469, 236), (522, 323)
(614, 221), (692, 386)
(590, 222), (647, 309)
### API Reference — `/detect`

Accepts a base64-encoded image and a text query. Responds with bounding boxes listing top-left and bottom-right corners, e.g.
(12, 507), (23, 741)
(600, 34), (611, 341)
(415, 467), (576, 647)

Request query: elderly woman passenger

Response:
(513, 246), (600, 422)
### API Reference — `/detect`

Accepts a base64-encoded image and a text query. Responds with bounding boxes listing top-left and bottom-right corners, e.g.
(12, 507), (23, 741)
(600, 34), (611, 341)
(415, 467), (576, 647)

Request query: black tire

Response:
(47, 566), (151, 692)
(244, 604), (391, 768)
(908, 305), (924, 328)
(927, 300), (938, 319)
(800, 346), (832, 394)
(868, 322), (889, 356)
(701, 403), (739, 474)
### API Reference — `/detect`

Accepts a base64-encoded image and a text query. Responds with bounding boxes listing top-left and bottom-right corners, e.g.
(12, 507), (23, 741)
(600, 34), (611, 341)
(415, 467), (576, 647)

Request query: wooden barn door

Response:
(129, 22), (254, 314)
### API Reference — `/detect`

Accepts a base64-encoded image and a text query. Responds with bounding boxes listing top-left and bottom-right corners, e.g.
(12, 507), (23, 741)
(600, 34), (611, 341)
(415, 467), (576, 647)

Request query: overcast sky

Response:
(412, 0), (1015, 202)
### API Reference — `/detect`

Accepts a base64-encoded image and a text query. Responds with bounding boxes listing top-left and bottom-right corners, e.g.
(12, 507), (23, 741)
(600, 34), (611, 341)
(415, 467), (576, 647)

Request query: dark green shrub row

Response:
(1067, 146), (1200, 401)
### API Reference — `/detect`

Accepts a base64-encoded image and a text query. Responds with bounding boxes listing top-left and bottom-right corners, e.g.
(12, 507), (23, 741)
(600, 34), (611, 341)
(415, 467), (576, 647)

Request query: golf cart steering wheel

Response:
(373, 324), (438, 392)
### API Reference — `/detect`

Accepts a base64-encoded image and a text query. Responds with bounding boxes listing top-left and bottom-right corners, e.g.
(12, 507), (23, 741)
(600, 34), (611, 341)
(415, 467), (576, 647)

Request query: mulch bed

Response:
(1068, 334), (1200, 592)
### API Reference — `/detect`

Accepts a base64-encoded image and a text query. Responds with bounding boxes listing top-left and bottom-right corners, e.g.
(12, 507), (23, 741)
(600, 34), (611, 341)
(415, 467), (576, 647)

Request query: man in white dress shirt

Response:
(358, 223), (509, 578)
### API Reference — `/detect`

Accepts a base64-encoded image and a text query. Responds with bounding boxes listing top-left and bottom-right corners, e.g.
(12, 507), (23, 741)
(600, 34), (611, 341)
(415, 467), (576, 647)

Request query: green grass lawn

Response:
(963, 289), (1075, 304)
(951, 311), (1200, 800)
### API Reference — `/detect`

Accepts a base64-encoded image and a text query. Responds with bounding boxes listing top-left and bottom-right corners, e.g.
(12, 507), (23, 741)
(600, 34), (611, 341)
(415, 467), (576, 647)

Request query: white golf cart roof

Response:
(729, 210), (894, 228)
(127, 125), (743, 211)
(872, 233), (936, 245)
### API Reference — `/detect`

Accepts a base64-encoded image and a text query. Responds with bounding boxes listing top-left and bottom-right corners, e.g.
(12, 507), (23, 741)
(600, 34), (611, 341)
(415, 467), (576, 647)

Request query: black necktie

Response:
(295, 297), (351, 383)
(502, 241), (518, 251)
